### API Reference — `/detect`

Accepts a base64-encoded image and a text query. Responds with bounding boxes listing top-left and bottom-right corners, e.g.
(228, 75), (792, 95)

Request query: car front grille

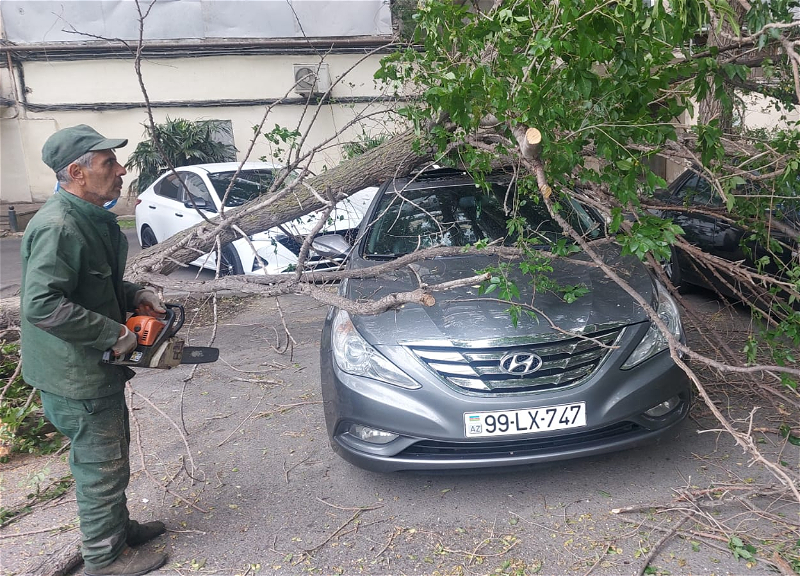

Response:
(407, 326), (624, 393)
(397, 421), (641, 459)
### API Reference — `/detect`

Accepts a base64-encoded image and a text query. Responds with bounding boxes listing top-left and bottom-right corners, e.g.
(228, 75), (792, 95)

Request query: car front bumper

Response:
(320, 321), (692, 473)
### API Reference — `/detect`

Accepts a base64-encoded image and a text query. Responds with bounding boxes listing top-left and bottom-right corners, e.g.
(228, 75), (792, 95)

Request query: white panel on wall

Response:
(1, 0), (392, 44)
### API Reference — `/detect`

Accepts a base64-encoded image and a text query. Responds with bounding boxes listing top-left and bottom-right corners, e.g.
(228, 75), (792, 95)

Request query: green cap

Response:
(42, 124), (128, 173)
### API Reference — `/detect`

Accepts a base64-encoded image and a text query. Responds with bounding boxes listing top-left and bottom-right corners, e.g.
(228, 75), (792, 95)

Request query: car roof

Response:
(384, 167), (513, 192)
(169, 162), (283, 175)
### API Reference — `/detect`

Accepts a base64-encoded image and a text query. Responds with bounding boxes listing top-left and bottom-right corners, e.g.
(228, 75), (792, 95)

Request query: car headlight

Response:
(331, 309), (420, 389)
(621, 281), (683, 369)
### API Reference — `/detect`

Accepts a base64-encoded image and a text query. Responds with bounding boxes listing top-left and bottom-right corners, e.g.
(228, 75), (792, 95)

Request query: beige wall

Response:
(660, 94), (800, 182)
(1, 53), (397, 203)
(8, 52), (795, 203)
(20, 54), (387, 104)
(739, 93), (800, 131)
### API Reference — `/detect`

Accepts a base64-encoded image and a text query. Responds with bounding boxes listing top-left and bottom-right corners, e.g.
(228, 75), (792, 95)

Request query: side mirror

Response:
(184, 197), (212, 210)
(312, 234), (352, 258)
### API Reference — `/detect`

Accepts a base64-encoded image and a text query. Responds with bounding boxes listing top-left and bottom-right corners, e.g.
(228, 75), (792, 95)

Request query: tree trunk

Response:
(126, 129), (429, 280)
(699, 19), (739, 131)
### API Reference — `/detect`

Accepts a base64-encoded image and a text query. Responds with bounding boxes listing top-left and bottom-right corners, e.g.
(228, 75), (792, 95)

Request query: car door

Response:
(139, 174), (187, 241)
(658, 172), (723, 287)
(173, 172), (224, 269)
(175, 172), (217, 230)
(711, 182), (750, 267)
(668, 173), (721, 247)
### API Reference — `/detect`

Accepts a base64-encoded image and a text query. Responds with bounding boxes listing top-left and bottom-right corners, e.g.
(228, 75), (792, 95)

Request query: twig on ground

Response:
(255, 401), (322, 419)
(283, 451), (316, 484)
(582, 542), (612, 576)
(303, 502), (383, 555)
(217, 393), (264, 447)
(0, 523), (78, 539)
(127, 384), (207, 513)
(128, 385), (197, 479)
(231, 377), (281, 384)
(180, 293), (217, 437)
(636, 516), (689, 576)
(374, 526), (404, 558)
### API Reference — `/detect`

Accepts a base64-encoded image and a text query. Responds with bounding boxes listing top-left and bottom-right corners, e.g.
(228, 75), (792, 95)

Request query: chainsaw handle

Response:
(165, 303), (184, 337)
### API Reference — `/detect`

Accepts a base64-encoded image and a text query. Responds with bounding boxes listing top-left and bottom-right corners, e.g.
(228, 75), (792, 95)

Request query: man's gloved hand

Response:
(112, 325), (137, 356)
(134, 288), (166, 317)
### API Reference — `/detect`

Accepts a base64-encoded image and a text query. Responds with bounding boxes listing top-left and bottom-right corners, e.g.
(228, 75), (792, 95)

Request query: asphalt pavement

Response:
(0, 229), (792, 575)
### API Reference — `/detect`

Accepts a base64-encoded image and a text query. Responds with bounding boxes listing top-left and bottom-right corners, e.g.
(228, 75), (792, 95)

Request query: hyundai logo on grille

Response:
(499, 351), (544, 375)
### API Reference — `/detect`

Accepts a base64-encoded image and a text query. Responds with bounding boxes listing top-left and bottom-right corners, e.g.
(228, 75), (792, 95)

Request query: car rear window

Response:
(363, 183), (604, 257)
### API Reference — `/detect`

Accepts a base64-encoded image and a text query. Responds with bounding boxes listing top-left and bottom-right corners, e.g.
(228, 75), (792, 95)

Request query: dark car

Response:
(315, 169), (692, 472)
(652, 169), (799, 296)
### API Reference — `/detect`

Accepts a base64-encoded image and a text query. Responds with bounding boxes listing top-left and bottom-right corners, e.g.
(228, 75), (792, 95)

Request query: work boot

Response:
(126, 520), (166, 547)
(84, 546), (166, 576)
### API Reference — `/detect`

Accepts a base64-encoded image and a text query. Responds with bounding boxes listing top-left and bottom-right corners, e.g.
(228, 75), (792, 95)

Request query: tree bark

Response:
(699, 16), (740, 130)
(27, 535), (82, 576)
(126, 129), (430, 280)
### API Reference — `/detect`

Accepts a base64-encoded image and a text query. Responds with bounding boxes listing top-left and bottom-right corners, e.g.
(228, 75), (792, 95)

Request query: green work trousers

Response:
(39, 390), (130, 570)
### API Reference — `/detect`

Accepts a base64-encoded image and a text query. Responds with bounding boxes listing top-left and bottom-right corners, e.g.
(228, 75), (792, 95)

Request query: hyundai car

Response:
(316, 169), (692, 472)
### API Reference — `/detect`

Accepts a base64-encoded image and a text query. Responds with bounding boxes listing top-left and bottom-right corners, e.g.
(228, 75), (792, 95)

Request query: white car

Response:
(134, 162), (377, 275)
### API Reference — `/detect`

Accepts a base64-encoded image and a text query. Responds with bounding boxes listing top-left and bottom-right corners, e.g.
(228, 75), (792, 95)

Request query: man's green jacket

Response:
(20, 190), (142, 399)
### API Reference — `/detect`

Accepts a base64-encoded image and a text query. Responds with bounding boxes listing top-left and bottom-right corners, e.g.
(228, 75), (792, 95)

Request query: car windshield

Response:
(207, 169), (278, 207)
(363, 183), (604, 257)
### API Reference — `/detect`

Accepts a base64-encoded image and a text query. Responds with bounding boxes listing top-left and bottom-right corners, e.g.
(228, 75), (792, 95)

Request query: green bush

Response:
(0, 342), (63, 461)
(125, 117), (237, 195)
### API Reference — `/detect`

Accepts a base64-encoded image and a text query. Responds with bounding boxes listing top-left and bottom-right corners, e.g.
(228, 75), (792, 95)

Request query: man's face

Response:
(76, 150), (127, 206)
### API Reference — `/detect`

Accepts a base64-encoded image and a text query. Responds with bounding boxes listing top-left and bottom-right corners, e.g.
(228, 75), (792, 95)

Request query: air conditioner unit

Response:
(293, 63), (331, 96)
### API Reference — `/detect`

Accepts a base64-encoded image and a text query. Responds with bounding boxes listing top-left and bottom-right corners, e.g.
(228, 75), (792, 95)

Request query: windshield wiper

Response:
(366, 253), (402, 260)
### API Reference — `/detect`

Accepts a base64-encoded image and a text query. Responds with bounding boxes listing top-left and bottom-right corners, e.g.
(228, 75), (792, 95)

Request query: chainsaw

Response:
(101, 303), (219, 369)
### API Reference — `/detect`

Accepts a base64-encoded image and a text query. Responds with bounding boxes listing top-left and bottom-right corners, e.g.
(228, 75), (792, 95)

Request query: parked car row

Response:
(137, 162), (795, 473)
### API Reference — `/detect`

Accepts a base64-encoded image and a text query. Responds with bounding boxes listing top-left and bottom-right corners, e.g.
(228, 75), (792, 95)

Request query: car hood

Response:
(344, 245), (655, 345)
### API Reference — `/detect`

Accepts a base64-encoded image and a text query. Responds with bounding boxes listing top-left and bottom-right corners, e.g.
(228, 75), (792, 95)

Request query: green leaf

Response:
(779, 424), (800, 446)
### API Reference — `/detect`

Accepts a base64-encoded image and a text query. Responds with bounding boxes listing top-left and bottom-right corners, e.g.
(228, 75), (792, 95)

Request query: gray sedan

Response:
(317, 169), (691, 472)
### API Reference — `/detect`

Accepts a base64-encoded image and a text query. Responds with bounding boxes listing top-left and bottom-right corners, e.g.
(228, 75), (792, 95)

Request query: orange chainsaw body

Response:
(126, 315), (167, 346)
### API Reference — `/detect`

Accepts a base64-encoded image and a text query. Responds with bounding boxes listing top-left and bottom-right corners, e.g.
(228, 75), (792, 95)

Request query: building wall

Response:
(739, 93), (800, 132)
(1, 52), (398, 202)
(659, 95), (800, 182)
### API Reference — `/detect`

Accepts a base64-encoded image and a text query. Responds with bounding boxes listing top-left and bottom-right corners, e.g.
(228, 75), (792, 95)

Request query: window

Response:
(210, 120), (236, 162)
(673, 174), (721, 207)
(179, 173), (214, 206)
(154, 175), (181, 200)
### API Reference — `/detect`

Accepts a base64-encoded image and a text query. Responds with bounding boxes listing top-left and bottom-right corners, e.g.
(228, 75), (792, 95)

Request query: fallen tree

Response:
(123, 0), (799, 466)
(127, 128), (431, 280)
(12, 0), (800, 572)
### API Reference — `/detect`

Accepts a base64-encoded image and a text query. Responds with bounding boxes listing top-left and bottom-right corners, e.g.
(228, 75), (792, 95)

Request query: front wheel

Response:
(140, 225), (158, 248)
(661, 246), (686, 292)
(219, 244), (244, 276)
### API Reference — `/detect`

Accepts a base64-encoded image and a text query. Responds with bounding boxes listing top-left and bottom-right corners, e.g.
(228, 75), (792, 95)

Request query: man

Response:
(21, 125), (168, 576)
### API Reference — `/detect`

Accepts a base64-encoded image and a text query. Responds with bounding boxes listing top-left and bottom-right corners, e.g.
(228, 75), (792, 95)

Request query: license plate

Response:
(464, 402), (586, 438)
